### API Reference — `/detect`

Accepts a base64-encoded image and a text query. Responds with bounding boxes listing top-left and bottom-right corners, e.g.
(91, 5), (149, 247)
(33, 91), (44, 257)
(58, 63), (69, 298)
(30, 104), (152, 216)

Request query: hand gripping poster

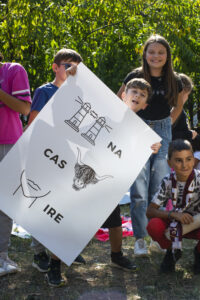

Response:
(0, 63), (160, 265)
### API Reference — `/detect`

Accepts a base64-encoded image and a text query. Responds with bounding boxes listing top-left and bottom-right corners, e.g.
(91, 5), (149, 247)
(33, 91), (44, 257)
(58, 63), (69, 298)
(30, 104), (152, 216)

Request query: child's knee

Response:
(147, 218), (166, 239)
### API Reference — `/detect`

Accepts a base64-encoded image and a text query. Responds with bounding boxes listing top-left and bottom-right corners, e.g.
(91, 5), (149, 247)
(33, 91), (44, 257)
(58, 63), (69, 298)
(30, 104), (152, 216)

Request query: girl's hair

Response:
(0, 53), (4, 62)
(141, 34), (179, 107)
(168, 139), (193, 160)
(179, 73), (193, 92)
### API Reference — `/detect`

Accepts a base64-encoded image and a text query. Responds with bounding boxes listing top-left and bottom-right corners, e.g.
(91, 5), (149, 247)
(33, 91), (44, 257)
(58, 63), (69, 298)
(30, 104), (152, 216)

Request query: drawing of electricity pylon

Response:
(64, 96), (91, 132)
(81, 117), (111, 146)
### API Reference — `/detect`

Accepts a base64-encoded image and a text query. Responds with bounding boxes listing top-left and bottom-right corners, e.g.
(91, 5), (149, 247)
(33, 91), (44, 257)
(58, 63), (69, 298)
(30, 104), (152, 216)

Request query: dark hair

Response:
(0, 53), (4, 62)
(125, 78), (152, 103)
(141, 34), (179, 107)
(179, 73), (193, 92)
(168, 139), (193, 160)
(53, 48), (82, 65)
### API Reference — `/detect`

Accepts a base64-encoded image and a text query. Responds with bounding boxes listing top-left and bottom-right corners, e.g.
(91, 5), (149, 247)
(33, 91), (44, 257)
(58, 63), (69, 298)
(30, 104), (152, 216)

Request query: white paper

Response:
(0, 63), (160, 265)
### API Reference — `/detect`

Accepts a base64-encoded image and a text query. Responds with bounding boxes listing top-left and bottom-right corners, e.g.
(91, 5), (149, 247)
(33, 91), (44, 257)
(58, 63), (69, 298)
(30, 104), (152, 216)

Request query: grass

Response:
(1, 204), (200, 300)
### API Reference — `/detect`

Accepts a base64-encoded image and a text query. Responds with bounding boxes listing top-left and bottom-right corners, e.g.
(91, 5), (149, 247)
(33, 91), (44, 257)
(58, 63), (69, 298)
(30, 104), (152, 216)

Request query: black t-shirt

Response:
(172, 110), (192, 142)
(124, 70), (182, 121)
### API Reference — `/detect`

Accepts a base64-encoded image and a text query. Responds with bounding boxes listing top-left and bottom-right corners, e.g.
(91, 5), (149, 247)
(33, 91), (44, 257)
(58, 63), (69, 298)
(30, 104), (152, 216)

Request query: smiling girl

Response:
(117, 34), (184, 256)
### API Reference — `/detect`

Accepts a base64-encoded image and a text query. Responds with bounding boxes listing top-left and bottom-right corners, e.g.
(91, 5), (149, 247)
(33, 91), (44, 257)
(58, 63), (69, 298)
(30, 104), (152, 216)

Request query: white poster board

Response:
(0, 63), (160, 265)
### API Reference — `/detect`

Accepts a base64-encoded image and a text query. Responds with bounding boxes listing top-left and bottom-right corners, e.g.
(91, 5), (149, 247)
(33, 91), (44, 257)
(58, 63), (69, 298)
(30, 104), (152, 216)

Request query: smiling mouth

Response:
(151, 60), (162, 63)
(132, 100), (139, 104)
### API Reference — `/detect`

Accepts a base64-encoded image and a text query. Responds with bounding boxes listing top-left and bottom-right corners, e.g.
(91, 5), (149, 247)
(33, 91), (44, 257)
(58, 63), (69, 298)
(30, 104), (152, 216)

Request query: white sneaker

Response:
(134, 239), (148, 256)
(0, 253), (20, 277)
(149, 240), (166, 253)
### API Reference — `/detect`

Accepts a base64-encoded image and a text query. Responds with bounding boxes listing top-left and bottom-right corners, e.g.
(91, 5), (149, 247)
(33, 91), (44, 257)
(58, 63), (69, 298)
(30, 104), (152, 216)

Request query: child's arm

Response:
(0, 89), (30, 115)
(28, 110), (39, 125)
(170, 90), (184, 124)
(194, 158), (200, 168)
(151, 142), (161, 154)
(147, 203), (194, 224)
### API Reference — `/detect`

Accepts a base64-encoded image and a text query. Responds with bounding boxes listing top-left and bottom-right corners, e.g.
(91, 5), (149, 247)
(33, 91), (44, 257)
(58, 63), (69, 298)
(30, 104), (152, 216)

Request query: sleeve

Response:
(124, 72), (135, 85)
(172, 129), (192, 141)
(123, 69), (141, 85)
(151, 175), (171, 207)
(172, 111), (192, 141)
(31, 87), (49, 112)
(11, 65), (31, 103)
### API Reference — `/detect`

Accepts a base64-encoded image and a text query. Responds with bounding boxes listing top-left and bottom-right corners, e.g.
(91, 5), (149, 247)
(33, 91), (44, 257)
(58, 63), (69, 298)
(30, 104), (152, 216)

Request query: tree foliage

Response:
(0, 0), (200, 125)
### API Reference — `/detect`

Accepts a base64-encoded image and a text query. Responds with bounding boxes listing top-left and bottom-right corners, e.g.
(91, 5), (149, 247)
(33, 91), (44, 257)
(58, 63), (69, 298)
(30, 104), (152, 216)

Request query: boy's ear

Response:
(121, 91), (126, 102)
(52, 63), (58, 73)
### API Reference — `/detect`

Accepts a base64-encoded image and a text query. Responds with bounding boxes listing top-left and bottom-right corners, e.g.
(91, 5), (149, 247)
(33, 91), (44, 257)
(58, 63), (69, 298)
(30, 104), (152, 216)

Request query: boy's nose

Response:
(182, 161), (187, 168)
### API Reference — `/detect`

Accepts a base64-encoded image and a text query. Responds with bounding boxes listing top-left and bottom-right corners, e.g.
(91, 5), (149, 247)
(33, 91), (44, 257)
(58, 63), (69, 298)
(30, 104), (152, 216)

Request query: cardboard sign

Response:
(0, 63), (160, 265)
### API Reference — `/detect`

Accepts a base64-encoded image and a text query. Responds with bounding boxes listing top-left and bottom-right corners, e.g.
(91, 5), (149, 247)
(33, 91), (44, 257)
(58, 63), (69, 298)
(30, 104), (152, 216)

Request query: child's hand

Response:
(151, 142), (161, 154)
(173, 212), (194, 224)
(191, 130), (198, 140)
(66, 64), (77, 77)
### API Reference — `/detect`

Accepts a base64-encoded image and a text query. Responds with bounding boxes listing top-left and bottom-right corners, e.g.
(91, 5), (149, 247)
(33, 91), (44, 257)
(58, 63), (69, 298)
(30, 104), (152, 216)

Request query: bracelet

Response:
(168, 210), (173, 219)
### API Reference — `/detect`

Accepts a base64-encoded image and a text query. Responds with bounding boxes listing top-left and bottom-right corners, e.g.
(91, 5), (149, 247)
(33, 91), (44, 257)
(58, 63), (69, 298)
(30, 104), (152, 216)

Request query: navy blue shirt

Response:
(31, 83), (58, 112)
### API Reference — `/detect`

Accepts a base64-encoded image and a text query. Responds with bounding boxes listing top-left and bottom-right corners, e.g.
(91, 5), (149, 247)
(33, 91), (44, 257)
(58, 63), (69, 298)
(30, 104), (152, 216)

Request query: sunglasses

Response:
(60, 63), (72, 70)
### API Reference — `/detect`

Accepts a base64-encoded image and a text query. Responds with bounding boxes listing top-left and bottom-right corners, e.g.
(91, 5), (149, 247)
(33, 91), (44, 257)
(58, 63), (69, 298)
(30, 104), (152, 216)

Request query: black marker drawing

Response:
(13, 170), (51, 208)
(81, 117), (106, 145)
(64, 96), (112, 145)
(72, 147), (113, 191)
(65, 96), (91, 132)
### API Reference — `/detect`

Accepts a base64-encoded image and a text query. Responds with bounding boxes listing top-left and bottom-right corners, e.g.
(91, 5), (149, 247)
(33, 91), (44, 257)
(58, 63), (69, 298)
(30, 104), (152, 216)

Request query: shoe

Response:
(45, 259), (65, 287)
(193, 246), (200, 274)
(111, 252), (138, 271)
(149, 240), (166, 253)
(134, 239), (148, 256)
(160, 249), (182, 273)
(0, 253), (20, 277)
(73, 254), (86, 265)
(32, 251), (49, 272)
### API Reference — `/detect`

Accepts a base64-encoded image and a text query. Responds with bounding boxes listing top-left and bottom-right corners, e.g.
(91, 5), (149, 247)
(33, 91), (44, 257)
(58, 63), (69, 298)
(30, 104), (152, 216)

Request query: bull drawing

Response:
(72, 147), (113, 191)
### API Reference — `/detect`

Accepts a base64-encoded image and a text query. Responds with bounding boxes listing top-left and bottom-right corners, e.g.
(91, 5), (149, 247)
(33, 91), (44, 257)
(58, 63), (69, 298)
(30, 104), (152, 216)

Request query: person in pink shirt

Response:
(0, 52), (31, 276)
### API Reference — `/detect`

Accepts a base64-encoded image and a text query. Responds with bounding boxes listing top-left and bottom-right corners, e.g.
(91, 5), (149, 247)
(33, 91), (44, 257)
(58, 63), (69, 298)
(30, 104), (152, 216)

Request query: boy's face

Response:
(168, 150), (194, 182)
(122, 88), (148, 113)
(52, 59), (78, 83)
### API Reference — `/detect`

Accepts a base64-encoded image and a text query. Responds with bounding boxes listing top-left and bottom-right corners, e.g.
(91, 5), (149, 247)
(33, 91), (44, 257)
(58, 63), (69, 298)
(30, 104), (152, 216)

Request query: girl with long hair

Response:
(117, 34), (184, 256)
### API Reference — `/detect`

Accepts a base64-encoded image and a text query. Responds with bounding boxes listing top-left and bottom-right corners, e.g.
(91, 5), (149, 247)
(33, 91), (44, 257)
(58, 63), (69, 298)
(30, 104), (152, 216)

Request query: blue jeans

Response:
(130, 116), (171, 239)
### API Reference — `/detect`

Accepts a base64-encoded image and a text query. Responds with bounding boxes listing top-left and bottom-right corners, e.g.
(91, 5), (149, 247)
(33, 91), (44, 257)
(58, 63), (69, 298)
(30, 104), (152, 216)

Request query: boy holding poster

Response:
(103, 78), (161, 270)
(147, 139), (200, 274)
(0, 53), (31, 276)
(28, 48), (84, 287)
(28, 52), (159, 285)
(100, 78), (161, 269)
